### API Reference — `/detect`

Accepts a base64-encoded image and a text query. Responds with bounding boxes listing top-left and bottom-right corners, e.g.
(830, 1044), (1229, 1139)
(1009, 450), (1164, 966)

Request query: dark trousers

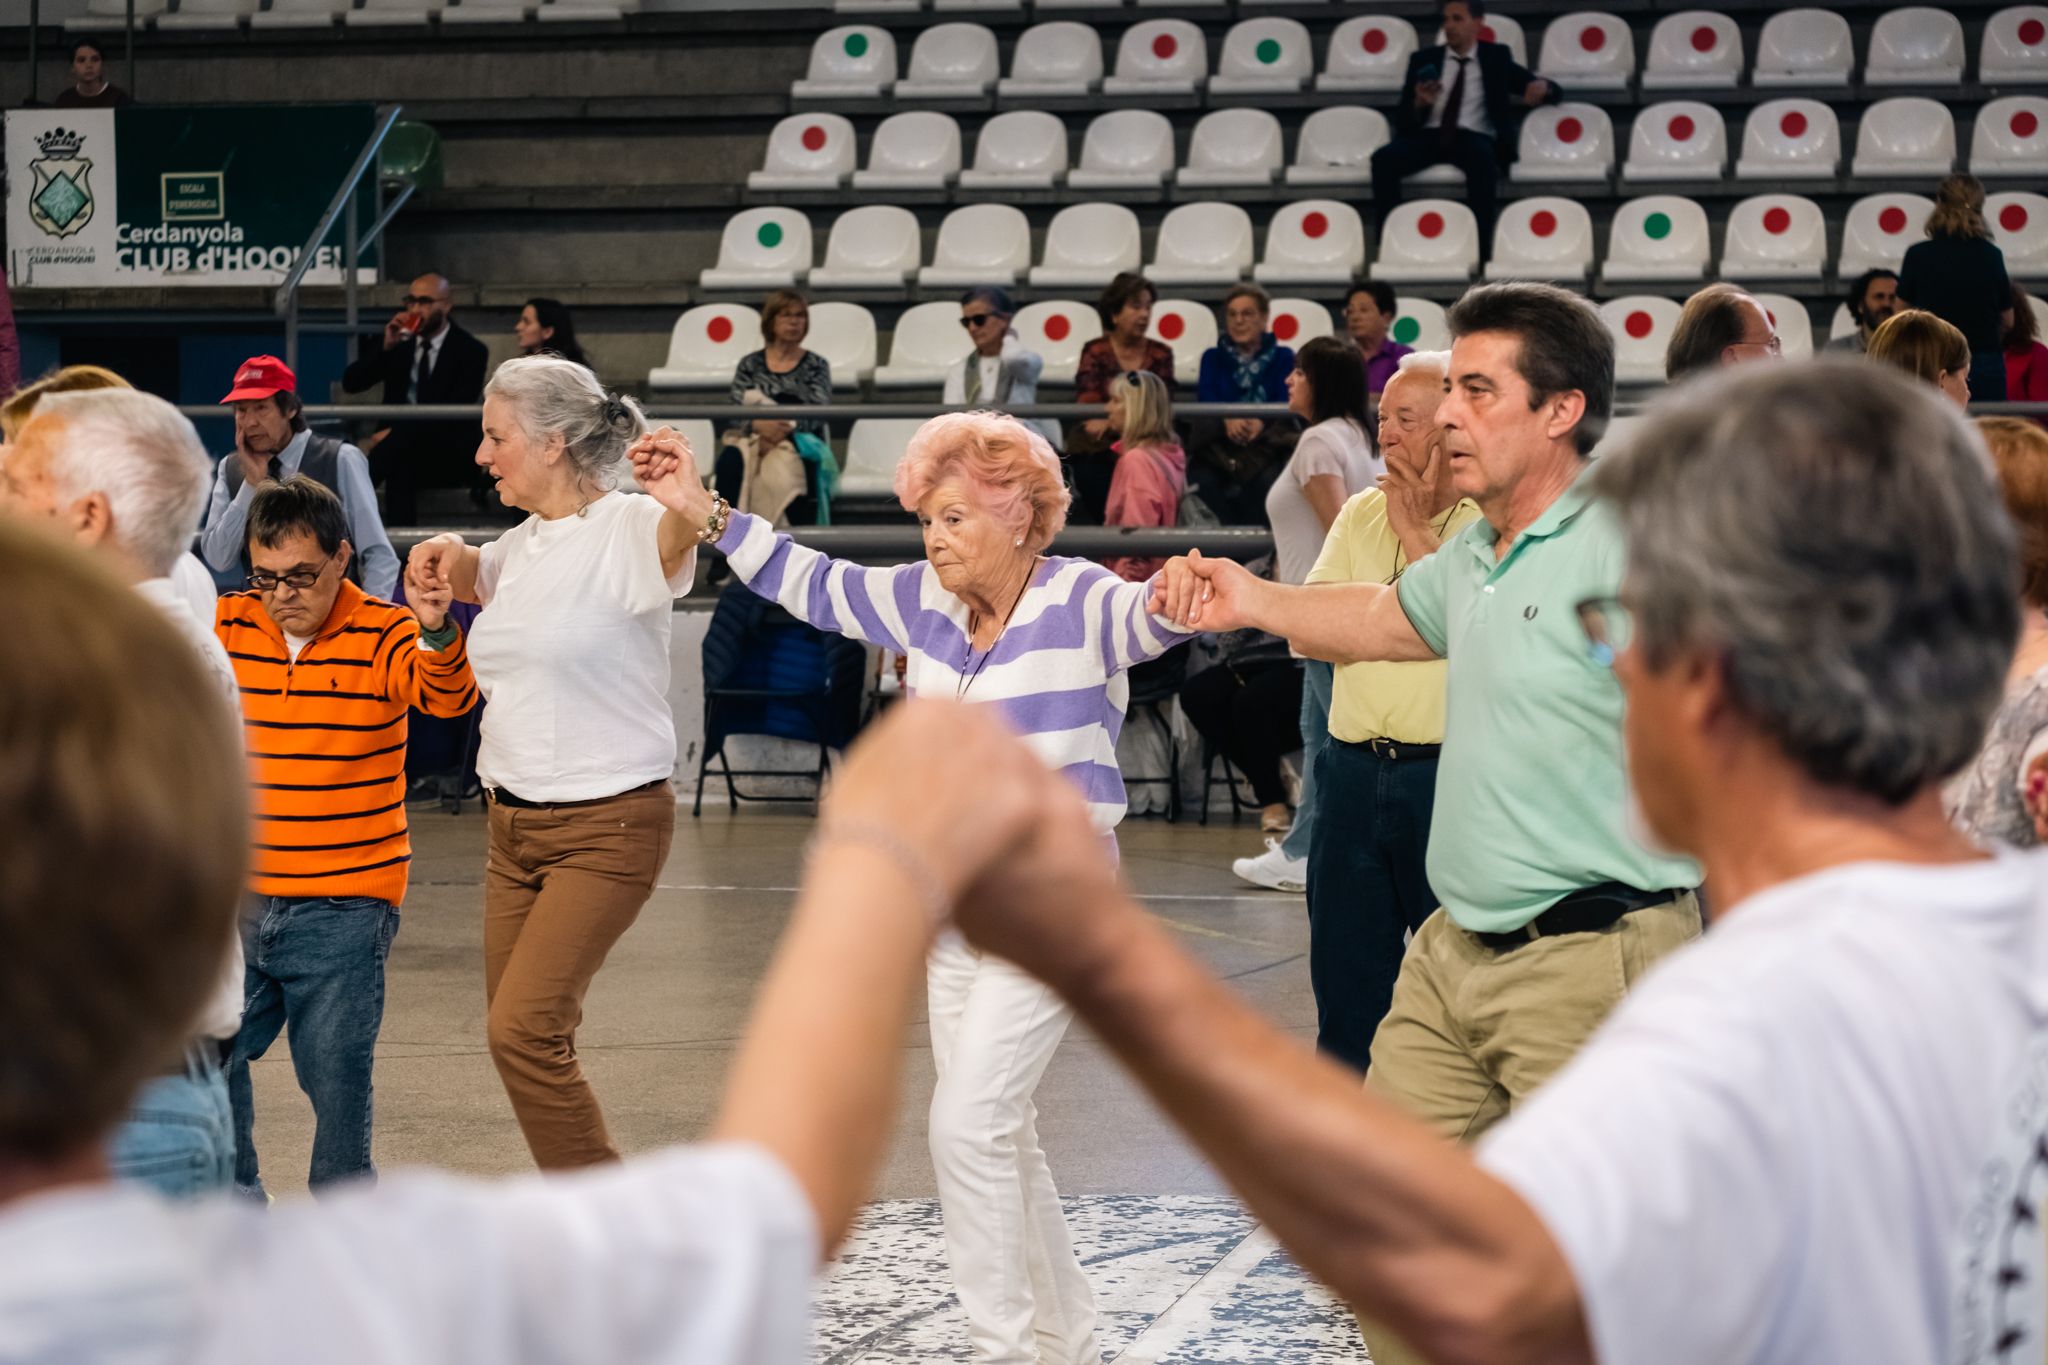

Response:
(1369, 130), (1502, 259)
(1178, 657), (1304, 806)
(1304, 738), (1441, 1074)
(1970, 350), (2011, 404)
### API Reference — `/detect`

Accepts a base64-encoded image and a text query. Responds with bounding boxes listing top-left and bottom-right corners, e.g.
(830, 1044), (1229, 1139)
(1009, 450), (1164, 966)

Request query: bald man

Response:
(341, 271), (490, 523)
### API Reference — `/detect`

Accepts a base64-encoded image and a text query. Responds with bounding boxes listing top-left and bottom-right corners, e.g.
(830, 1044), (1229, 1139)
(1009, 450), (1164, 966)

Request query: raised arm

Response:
(409, 533), (482, 606)
(1096, 567), (1198, 673)
(1151, 550), (1438, 664)
(373, 580), (478, 718)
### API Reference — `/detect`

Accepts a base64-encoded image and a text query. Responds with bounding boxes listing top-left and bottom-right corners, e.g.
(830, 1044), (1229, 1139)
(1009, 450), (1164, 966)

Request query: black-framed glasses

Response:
(959, 313), (997, 329)
(400, 294), (441, 307)
(248, 554), (336, 593)
(1576, 595), (1634, 669)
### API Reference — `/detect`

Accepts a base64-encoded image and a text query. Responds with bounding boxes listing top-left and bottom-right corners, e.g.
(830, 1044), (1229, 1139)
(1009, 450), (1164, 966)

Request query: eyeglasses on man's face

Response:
(1576, 595), (1635, 669)
(248, 554), (336, 593)
(401, 294), (442, 308)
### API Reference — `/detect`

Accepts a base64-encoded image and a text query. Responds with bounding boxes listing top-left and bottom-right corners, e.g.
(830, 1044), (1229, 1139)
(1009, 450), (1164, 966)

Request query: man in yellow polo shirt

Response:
(1298, 350), (1482, 1074)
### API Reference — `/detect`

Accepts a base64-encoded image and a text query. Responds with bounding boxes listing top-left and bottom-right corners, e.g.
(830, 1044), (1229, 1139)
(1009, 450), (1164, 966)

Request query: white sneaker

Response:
(1232, 838), (1308, 893)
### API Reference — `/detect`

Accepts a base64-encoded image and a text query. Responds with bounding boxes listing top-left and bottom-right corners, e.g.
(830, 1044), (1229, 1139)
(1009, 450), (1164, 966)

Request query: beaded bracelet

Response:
(698, 495), (732, 545)
(805, 821), (952, 931)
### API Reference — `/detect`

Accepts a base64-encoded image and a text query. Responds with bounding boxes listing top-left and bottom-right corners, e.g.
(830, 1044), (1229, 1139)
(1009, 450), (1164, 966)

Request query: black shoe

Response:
(405, 775), (445, 807)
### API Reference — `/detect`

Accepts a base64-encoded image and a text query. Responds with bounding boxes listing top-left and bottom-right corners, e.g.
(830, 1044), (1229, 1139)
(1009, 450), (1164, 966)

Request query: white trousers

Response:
(927, 931), (1102, 1365)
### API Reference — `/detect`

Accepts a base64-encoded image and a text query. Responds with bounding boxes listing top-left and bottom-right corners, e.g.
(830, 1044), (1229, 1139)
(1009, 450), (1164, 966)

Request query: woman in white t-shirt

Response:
(408, 356), (699, 1171)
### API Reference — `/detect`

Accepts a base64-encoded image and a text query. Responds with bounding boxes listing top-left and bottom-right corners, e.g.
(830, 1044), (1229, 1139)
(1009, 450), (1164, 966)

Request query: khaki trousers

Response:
(483, 783), (675, 1170)
(1359, 893), (1701, 1364)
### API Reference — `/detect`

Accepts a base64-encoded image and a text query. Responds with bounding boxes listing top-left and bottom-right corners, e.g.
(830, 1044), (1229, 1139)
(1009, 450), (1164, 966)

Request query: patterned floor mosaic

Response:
(814, 1197), (1373, 1364)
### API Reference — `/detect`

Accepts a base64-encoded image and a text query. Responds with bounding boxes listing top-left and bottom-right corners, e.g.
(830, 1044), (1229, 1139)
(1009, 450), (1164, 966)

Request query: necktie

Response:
(1439, 54), (1468, 151)
(964, 356), (982, 405)
(266, 456), (281, 481)
(409, 336), (432, 403)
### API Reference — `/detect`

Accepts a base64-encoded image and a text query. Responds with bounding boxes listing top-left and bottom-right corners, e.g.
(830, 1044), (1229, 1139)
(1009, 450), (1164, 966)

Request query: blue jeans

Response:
(1281, 660), (1333, 862)
(107, 1045), (235, 1198)
(1303, 738), (1442, 1074)
(229, 894), (399, 1197)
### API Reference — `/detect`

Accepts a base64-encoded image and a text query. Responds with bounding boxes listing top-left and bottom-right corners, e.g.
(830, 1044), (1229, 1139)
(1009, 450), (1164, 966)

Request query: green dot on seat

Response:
(844, 31), (868, 57)
(1255, 38), (1281, 63)
(1643, 212), (1672, 241)
(757, 221), (784, 248)
(1392, 316), (1420, 345)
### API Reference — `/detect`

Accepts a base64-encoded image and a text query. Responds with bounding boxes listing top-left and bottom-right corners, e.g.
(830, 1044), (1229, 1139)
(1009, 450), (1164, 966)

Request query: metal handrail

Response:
(275, 104), (407, 371)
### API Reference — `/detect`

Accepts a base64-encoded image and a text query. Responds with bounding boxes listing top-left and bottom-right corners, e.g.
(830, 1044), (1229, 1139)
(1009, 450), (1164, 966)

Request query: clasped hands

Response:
(624, 426), (717, 524)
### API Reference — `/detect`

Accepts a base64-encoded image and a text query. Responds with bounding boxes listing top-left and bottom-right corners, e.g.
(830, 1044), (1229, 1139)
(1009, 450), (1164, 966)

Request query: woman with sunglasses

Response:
(945, 286), (1058, 449)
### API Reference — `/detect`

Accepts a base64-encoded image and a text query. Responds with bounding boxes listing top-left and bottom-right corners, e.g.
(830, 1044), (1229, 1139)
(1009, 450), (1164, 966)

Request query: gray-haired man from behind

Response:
(0, 387), (245, 1197)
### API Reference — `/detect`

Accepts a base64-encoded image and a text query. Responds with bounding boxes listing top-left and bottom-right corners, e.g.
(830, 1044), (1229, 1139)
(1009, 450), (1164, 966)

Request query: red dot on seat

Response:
(1478, 23), (1495, 41)
(1878, 206), (1908, 234)
(1690, 25), (1717, 52)
(1530, 209), (1558, 237)
(707, 316), (734, 343)
(1781, 110), (1809, 139)
(2022, 18), (2047, 46)
(800, 125), (828, 152)
(1557, 116), (1584, 144)
(1157, 313), (1185, 341)
(1044, 314), (1071, 342)
(1626, 310), (1654, 339)
(1669, 113), (1696, 141)
(1302, 210), (1329, 239)
(1362, 26), (1387, 54)
(1766, 310), (1778, 327)
(1418, 210), (1445, 238)
(2016, 110), (2041, 139)
(1580, 24), (1606, 52)
(2004, 203), (2032, 232)
(1273, 314), (1299, 341)
(1152, 32), (1178, 60)
(1763, 206), (1792, 234)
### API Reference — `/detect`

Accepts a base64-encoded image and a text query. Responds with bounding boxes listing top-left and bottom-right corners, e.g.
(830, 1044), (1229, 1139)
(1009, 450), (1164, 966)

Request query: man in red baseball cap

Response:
(199, 352), (398, 599)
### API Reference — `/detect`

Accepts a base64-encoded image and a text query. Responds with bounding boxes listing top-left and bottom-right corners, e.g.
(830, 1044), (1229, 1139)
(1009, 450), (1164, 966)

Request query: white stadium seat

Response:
(1721, 194), (1828, 280)
(1370, 201), (1480, 284)
(1254, 200), (1365, 286)
(1210, 18), (1314, 95)
(1537, 12), (1636, 93)
(1146, 299), (1220, 379)
(874, 302), (975, 389)
(1753, 9), (1854, 87)
(158, 0), (256, 30)
(748, 115), (856, 192)
(1735, 100), (1841, 180)
(1030, 203), (1143, 287)
(1148, 202), (1255, 286)
(919, 203), (1032, 287)
(1830, 303), (1858, 341)
(1388, 296), (1447, 352)
(250, 0), (349, 27)
(1103, 20), (1207, 96)
(1838, 193), (1936, 275)
(934, 0), (1020, 13)
(851, 112), (962, 191)
(1600, 296), (1685, 383)
(648, 304), (762, 389)
(1318, 15), (1418, 94)
(810, 206), (923, 289)
(1438, 14), (1525, 66)
(2034, 292), (2048, 339)
(1068, 109), (1176, 189)
(1512, 103), (1615, 183)
(1285, 105), (1389, 187)
(1267, 298), (1334, 348)
(1866, 7), (1965, 85)
(345, 0), (437, 28)
(65, 0), (165, 25)
(835, 0), (916, 15)
(1752, 293), (1813, 359)
(1601, 195), (1711, 283)
(793, 26), (896, 100)
(1852, 98), (1956, 178)
(1622, 101), (1727, 182)
(1983, 7), (2048, 85)
(1641, 11), (1743, 89)
(536, 1), (634, 26)
(958, 111), (1067, 190)
(1973, 97), (2048, 176)
(1011, 301), (1102, 384)
(440, 2), (535, 26)
(701, 209), (812, 291)
(1484, 198), (1596, 281)
(998, 22), (1103, 99)
(806, 302), (878, 387)
(838, 420), (925, 498)
(1176, 109), (1285, 187)
(1991, 191), (2048, 277)
(897, 23), (1000, 100)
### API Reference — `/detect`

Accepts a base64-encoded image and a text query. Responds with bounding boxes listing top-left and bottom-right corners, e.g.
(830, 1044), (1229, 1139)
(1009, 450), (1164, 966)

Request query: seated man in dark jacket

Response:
(1369, 0), (1559, 261)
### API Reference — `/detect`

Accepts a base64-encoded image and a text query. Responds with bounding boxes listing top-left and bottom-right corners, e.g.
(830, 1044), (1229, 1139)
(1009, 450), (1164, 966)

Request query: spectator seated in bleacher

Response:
(1068, 272), (1174, 522)
(1900, 175), (2013, 404)
(1187, 283), (1297, 527)
(514, 297), (589, 368)
(1345, 281), (1411, 399)
(1100, 370), (1184, 585)
(1870, 308), (1976, 410)
(730, 289), (833, 444)
(53, 39), (129, 107)
(1826, 269), (1901, 356)
(715, 389), (837, 530)
(2005, 285), (2048, 408)
(1663, 284), (1784, 385)
(945, 286), (1058, 449)
(341, 272), (490, 525)
(1370, 0), (1558, 262)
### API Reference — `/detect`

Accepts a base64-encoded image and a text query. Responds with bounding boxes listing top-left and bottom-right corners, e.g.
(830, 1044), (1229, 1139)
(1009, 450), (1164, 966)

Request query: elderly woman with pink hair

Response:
(627, 410), (1191, 1365)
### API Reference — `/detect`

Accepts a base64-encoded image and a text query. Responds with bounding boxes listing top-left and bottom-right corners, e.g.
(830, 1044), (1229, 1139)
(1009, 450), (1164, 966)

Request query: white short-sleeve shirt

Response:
(469, 491), (693, 802)
(1478, 853), (2048, 1365)
(0, 1142), (815, 1364)
(1264, 417), (1379, 587)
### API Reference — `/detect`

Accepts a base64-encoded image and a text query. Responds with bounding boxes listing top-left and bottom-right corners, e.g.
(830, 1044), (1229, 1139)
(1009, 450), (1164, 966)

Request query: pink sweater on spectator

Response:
(1102, 439), (1186, 583)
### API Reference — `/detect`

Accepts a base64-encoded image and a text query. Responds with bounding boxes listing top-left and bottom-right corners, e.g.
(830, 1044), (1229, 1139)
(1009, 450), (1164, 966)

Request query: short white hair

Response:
(35, 389), (210, 577)
(1394, 349), (1451, 381)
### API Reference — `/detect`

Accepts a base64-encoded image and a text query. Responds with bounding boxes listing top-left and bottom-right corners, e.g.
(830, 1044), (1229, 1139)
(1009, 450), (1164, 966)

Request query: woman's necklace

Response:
(956, 565), (1034, 702)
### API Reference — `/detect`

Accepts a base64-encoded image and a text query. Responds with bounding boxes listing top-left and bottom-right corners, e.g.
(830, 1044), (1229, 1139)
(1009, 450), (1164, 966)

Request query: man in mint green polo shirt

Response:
(1152, 281), (1701, 1153)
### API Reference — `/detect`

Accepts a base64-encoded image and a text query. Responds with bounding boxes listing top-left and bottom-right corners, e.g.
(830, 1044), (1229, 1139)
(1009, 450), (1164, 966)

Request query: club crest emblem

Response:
(28, 126), (94, 238)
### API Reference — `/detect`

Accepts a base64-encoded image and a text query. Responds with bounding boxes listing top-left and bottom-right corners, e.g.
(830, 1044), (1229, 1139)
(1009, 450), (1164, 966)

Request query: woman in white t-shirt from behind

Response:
(408, 355), (699, 1171)
(1236, 336), (1380, 889)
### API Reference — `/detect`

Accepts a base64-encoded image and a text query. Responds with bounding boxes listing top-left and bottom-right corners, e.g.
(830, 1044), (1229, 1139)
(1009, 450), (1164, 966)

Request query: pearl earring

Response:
(1014, 536), (1024, 547)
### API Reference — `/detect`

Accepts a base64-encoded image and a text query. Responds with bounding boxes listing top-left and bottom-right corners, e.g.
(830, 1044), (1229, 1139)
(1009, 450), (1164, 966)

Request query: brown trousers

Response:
(483, 782), (675, 1170)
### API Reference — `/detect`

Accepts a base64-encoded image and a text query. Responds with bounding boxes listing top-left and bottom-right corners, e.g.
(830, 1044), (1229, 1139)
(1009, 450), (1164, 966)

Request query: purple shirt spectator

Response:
(1362, 338), (1413, 397)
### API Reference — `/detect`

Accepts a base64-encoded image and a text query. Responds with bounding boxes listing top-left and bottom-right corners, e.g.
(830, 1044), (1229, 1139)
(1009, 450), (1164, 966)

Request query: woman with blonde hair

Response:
(1869, 309), (1974, 408)
(625, 411), (1196, 1365)
(1900, 174), (2013, 402)
(1101, 368), (1185, 582)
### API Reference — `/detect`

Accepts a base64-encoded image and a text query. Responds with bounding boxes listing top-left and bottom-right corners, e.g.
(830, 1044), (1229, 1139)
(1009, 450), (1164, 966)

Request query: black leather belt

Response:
(1350, 738), (1442, 762)
(1473, 882), (1689, 951)
(487, 778), (666, 810)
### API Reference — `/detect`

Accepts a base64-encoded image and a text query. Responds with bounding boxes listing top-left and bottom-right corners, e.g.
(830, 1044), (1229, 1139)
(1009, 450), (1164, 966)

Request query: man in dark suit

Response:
(341, 272), (490, 524)
(1370, 0), (1560, 264)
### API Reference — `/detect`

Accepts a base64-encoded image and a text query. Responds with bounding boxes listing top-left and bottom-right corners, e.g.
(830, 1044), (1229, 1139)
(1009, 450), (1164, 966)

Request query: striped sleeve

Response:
(1090, 566), (1196, 674)
(376, 612), (479, 719)
(715, 511), (920, 656)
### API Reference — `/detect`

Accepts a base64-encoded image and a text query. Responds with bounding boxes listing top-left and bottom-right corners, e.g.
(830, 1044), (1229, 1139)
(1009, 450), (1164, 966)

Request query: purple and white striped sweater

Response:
(717, 511), (1195, 831)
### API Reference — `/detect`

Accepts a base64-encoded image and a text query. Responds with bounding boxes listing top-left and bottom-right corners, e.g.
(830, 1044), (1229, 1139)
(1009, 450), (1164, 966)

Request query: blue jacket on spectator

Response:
(1198, 333), (1294, 405)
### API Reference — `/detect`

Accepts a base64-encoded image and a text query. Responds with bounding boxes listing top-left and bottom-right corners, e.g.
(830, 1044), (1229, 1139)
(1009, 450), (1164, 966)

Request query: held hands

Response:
(410, 578), (453, 633)
(406, 533), (463, 598)
(1148, 548), (1254, 632)
(625, 426), (716, 525)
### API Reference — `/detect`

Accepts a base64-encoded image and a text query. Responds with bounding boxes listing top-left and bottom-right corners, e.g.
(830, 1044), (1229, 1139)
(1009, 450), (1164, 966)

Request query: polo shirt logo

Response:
(1524, 605), (1539, 620)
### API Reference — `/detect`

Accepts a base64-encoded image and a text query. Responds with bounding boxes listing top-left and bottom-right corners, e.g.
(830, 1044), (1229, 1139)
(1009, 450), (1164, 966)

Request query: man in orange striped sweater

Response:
(216, 475), (477, 1197)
